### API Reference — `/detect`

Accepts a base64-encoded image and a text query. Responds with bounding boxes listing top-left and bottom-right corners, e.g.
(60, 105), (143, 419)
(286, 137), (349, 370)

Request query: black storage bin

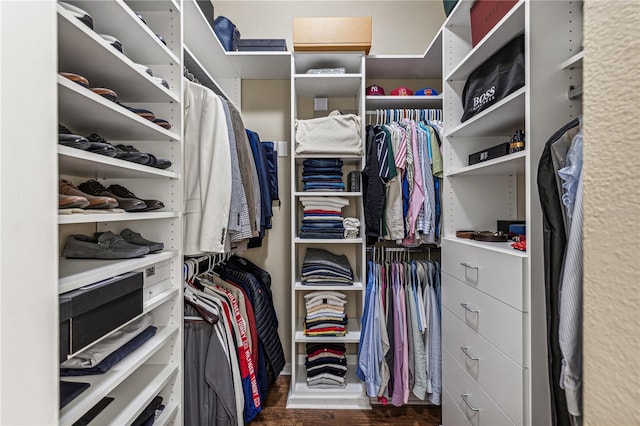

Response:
(237, 39), (287, 52)
(60, 297), (72, 361)
(468, 142), (510, 165)
(60, 271), (143, 354)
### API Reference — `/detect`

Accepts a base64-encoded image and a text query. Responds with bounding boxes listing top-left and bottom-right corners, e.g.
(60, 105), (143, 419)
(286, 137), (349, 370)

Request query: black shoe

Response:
(106, 184), (164, 212)
(115, 145), (172, 169)
(78, 180), (147, 212)
(119, 228), (164, 253)
(85, 133), (117, 157)
(63, 232), (149, 259)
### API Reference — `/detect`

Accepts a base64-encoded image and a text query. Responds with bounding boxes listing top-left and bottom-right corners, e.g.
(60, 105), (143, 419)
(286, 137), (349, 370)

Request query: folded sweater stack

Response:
(305, 342), (348, 389)
(301, 247), (354, 286)
(303, 291), (347, 337)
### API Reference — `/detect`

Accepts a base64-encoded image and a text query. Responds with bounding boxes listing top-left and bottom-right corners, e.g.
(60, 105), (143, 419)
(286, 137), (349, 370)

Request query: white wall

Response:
(583, 0), (640, 424)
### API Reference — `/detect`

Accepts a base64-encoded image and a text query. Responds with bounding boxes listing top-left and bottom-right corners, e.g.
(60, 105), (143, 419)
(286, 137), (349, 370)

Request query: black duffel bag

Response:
(461, 34), (525, 122)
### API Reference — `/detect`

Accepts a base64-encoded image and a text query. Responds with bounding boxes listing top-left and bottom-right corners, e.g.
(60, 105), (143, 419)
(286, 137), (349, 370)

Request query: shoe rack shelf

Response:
(58, 145), (179, 180)
(57, 3), (178, 104)
(58, 76), (180, 142)
(56, 0), (183, 424)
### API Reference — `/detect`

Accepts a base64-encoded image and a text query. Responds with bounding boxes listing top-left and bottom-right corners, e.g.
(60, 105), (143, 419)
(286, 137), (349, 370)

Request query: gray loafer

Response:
(63, 231), (149, 259)
(119, 228), (164, 253)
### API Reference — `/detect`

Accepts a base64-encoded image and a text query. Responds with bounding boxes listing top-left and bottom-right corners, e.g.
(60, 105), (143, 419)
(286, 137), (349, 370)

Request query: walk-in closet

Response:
(0, 0), (638, 425)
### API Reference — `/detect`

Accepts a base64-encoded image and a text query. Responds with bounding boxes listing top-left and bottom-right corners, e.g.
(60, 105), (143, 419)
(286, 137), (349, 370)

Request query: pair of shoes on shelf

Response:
(60, 179), (118, 209)
(63, 229), (163, 259)
(59, 125), (117, 157)
(59, 72), (120, 104)
(115, 145), (172, 169)
(78, 180), (164, 212)
(131, 10), (167, 47)
(116, 103), (173, 130)
(59, 2), (93, 29)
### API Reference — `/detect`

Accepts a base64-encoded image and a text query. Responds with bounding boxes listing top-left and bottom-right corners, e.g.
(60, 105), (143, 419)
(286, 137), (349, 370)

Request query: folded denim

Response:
(61, 326), (157, 376)
(300, 225), (345, 231)
(302, 167), (343, 174)
(303, 159), (344, 168)
(302, 175), (343, 181)
(301, 217), (344, 222)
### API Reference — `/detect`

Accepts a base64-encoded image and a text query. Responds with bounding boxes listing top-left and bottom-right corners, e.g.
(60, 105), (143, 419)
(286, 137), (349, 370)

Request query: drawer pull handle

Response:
(460, 303), (479, 314)
(460, 346), (479, 361)
(460, 262), (478, 270)
(461, 393), (480, 412)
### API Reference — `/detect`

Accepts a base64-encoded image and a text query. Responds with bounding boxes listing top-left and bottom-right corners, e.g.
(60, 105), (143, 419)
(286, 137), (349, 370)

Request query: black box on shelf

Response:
(237, 39), (287, 51)
(59, 297), (72, 361)
(469, 142), (510, 166)
(60, 271), (143, 355)
(347, 170), (361, 192)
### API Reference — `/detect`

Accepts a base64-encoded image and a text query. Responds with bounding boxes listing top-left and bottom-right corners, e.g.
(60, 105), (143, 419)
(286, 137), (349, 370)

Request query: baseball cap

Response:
(366, 85), (385, 96)
(390, 86), (413, 96)
(414, 87), (439, 96)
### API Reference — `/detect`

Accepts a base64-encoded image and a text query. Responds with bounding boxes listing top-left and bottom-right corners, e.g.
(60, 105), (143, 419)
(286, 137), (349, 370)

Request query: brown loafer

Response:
(60, 72), (89, 88)
(59, 179), (118, 209)
(90, 87), (118, 102)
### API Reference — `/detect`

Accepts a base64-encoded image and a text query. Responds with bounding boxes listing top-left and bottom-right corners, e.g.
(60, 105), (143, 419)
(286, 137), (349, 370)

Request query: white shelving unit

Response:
(287, 51), (369, 410)
(441, 1), (583, 425)
(56, 0), (183, 424)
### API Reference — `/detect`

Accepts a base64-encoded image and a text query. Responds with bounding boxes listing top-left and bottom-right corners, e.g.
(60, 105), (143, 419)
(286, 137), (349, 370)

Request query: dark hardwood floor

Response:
(251, 375), (442, 425)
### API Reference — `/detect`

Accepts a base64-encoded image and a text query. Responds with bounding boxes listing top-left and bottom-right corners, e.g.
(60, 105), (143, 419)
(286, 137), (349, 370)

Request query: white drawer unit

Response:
(441, 238), (526, 311)
(442, 307), (525, 425)
(442, 388), (472, 426)
(442, 272), (525, 365)
(443, 347), (515, 426)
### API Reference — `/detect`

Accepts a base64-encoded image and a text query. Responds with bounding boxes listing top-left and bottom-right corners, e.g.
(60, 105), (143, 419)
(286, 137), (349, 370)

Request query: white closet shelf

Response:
(442, 236), (527, 258)
(365, 28), (442, 79)
(154, 401), (179, 425)
(295, 281), (364, 291)
(71, 0), (179, 66)
(446, 1), (525, 82)
(59, 211), (179, 225)
(144, 287), (179, 313)
(85, 364), (178, 426)
(287, 359), (368, 409)
(58, 5), (179, 103)
(295, 155), (363, 164)
(294, 52), (363, 74)
(443, 0), (473, 29)
(294, 318), (361, 343)
(294, 238), (363, 244)
(182, 0), (291, 80)
(294, 192), (362, 197)
(58, 76), (180, 142)
(365, 95), (443, 109)
(59, 326), (179, 426)
(294, 74), (363, 97)
(59, 146), (180, 180)
(59, 250), (178, 294)
(446, 151), (526, 177)
(446, 87), (525, 138)
(125, 0), (180, 13)
(560, 51), (584, 70)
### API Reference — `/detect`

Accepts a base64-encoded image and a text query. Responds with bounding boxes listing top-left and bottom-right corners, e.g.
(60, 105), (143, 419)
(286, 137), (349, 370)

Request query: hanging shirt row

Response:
(183, 79), (278, 255)
(362, 110), (444, 247)
(183, 255), (286, 425)
(357, 255), (442, 407)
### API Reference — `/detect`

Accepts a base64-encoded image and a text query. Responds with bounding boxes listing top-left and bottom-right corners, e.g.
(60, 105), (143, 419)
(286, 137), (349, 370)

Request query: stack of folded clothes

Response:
(303, 291), (347, 337)
(342, 217), (361, 239)
(302, 159), (344, 192)
(305, 342), (348, 389)
(299, 196), (349, 239)
(301, 248), (354, 286)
